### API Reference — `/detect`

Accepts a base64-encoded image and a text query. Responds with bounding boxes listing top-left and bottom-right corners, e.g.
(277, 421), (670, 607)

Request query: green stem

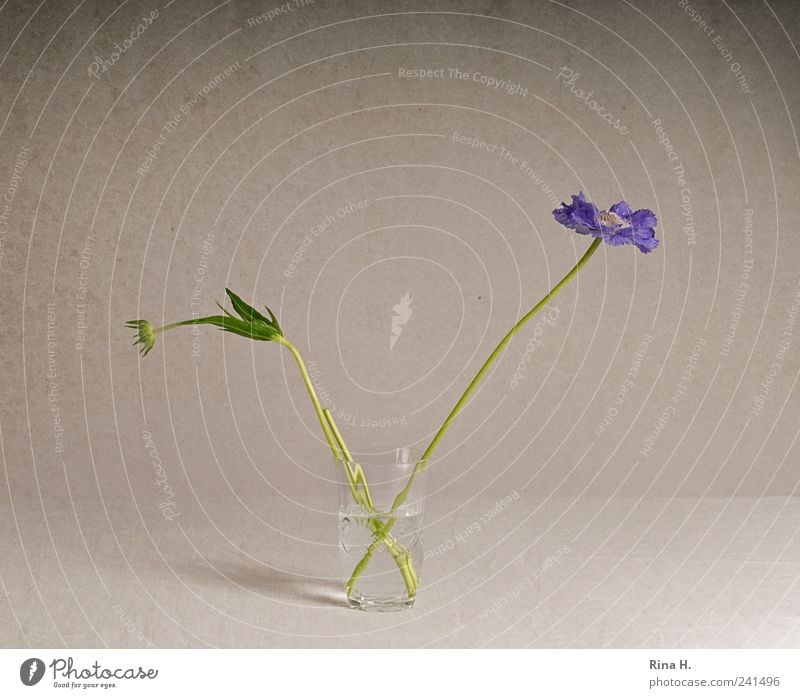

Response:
(323, 409), (375, 512)
(154, 321), (191, 335)
(323, 409), (418, 597)
(277, 337), (340, 461)
(278, 339), (417, 597)
(348, 238), (602, 586)
(147, 316), (418, 597)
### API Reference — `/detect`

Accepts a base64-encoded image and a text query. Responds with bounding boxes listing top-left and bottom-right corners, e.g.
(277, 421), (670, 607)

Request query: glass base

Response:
(335, 452), (425, 612)
(346, 591), (416, 612)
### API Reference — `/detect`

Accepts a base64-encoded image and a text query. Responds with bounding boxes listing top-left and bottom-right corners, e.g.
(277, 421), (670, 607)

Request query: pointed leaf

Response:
(171, 315), (278, 342)
(225, 288), (271, 326)
(264, 306), (282, 335)
(215, 301), (236, 319)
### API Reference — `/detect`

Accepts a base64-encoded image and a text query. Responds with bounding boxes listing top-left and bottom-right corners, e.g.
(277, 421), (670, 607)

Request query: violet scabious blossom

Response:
(553, 192), (659, 253)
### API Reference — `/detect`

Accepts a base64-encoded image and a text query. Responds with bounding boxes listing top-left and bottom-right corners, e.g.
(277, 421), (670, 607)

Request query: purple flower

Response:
(553, 192), (659, 253)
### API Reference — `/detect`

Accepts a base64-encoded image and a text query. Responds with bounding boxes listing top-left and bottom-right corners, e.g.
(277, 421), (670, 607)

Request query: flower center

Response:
(599, 210), (626, 228)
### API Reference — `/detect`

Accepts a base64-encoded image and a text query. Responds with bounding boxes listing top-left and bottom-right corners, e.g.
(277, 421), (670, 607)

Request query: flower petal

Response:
(632, 228), (659, 253)
(631, 208), (657, 230)
(553, 193), (658, 254)
(601, 228), (635, 247)
(609, 200), (632, 218)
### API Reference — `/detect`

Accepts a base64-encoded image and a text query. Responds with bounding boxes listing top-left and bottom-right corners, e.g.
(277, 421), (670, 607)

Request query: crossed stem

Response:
(346, 238), (603, 592)
(321, 409), (418, 597)
(143, 238), (601, 604)
(277, 338), (419, 599)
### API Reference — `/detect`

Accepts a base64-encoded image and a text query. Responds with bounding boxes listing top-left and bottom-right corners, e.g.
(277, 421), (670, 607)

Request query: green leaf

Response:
(127, 289), (284, 359)
(264, 306), (282, 335)
(215, 301), (236, 319)
(171, 315), (279, 342)
(225, 288), (271, 326)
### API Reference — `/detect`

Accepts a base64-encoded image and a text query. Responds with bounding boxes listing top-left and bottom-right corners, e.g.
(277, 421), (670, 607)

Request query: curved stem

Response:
(348, 238), (602, 585)
(324, 408), (418, 596)
(147, 318), (418, 598)
(324, 409), (374, 512)
(277, 338), (340, 460)
(277, 339), (418, 596)
(154, 321), (192, 335)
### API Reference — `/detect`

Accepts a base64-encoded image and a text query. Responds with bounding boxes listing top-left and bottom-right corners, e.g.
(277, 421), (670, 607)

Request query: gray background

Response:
(1, 0), (799, 647)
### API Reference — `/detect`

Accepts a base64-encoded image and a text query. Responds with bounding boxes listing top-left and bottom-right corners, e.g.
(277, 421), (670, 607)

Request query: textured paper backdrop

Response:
(1, 0), (799, 648)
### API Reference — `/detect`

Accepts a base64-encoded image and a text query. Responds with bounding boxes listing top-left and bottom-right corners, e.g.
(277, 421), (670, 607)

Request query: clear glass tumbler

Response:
(334, 448), (426, 611)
